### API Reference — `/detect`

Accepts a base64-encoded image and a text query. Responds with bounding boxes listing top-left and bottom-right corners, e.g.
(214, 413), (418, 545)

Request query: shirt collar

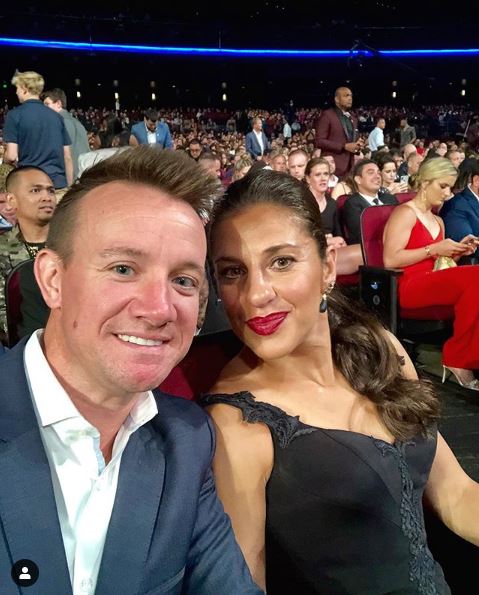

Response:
(359, 192), (380, 205)
(468, 184), (479, 201)
(24, 330), (158, 429)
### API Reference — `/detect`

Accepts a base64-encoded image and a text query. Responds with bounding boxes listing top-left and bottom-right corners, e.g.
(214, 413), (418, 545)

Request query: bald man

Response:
(315, 86), (364, 177)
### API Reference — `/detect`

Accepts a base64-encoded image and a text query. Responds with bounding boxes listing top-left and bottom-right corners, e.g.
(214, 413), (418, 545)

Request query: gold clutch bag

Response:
(433, 256), (457, 271)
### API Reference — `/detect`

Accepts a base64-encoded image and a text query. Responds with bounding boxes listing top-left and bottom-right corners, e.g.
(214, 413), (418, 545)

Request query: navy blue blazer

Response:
(442, 186), (479, 257)
(0, 340), (262, 594)
(245, 131), (270, 159)
(130, 121), (174, 149)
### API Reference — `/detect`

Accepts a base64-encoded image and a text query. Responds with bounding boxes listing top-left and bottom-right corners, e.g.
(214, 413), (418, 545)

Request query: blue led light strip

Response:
(0, 37), (478, 57)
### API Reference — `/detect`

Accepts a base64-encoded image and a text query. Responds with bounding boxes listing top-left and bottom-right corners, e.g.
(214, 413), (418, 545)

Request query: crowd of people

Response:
(0, 70), (478, 594)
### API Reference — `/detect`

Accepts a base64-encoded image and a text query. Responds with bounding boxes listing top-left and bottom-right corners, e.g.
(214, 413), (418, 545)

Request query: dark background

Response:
(1, 2), (478, 108)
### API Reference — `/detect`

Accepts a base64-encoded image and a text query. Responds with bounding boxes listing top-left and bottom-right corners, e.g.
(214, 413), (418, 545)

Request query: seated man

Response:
(0, 166), (56, 343)
(342, 159), (397, 245)
(288, 149), (309, 182)
(442, 159), (479, 258)
(0, 147), (261, 594)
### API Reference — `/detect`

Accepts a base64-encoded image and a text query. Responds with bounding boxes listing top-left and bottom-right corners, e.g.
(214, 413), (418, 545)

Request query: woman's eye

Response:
(272, 257), (293, 269)
(114, 264), (133, 276)
(218, 266), (243, 279)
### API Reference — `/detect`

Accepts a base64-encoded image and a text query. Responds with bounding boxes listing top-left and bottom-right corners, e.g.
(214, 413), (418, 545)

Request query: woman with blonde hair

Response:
(384, 157), (479, 389)
(232, 154), (254, 181)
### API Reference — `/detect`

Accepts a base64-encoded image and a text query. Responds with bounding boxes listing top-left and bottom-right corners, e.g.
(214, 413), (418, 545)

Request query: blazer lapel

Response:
(95, 423), (166, 595)
(0, 344), (72, 594)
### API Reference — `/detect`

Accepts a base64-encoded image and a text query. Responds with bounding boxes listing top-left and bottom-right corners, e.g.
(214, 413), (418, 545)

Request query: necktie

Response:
(372, 198), (380, 206)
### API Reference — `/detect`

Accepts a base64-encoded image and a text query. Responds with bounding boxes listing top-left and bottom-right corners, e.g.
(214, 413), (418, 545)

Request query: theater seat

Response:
(159, 330), (242, 399)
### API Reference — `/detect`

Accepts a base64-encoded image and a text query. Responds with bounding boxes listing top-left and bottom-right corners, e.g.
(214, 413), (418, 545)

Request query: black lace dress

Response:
(199, 391), (450, 595)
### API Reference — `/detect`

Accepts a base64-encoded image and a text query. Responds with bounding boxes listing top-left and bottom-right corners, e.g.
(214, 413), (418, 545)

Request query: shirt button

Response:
(80, 577), (93, 592)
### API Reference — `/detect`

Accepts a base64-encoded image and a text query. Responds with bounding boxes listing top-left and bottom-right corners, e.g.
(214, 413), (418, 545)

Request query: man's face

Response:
(408, 154), (423, 175)
(145, 118), (157, 133)
(334, 88), (353, 111)
(448, 151), (462, 169)
(42, 182), (206, 400)
(0, 192), (16, 224)
(288, 153), (308, 181)
(355, 163), (381, 195)
(253, 118), (262, 132)
(437, 143), (448, 157)
(15, 85), (28, 103)
(400, 119), (407, 129)
(378, 118), (386, 129)
(200, 158), (221, 178)
(7, 169), (56, 226)
(43, 97), (62, 113)
(189, 143), (202, 159)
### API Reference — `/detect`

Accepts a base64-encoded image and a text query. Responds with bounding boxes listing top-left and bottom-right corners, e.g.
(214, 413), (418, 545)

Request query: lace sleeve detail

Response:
(199, 391), (317, 448)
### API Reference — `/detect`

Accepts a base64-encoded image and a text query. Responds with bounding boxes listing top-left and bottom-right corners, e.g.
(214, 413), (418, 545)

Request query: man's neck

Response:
(18, 220), (49, 243)
(359, 189), (378, 199)
(22, 93), (40, 103)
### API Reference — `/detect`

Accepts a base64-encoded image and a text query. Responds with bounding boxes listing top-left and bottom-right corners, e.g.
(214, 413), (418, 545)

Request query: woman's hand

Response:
(388, 182), (409, 194)
(326, 234), (347, 249)
(430, 239), (470, 258)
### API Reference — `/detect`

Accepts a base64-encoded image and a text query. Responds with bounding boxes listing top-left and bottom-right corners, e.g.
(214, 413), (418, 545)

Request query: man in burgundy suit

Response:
(315, 87), (363, 178)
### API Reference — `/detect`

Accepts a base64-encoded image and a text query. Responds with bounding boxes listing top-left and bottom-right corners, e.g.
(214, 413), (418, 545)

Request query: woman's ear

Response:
(322, 244), (337, 288)
(34, 249), (64, 309)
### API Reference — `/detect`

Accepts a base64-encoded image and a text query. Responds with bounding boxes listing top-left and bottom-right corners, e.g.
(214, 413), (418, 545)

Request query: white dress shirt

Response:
(24, 330), (158, 595)
(253, 129), (264, 154)
(367, 127), (384, 152)
(359, 192), (383, 206)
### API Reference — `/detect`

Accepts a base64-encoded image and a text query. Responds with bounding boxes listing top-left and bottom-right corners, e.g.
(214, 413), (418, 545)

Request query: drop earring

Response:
(319, 281), (335, 313)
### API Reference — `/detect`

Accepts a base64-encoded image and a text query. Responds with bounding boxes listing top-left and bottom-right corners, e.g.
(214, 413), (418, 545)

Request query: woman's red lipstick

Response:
(246, 312), (288, 336)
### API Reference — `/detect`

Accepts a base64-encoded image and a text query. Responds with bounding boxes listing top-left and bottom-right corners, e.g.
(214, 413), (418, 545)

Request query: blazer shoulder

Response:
(153, 391), (210, 430)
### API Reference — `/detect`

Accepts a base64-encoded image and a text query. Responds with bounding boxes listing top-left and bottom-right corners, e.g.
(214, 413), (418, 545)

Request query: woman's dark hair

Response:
(209, 169), (439, 441)
(374, 152), (396, 171)
(453, 157), (479, 192)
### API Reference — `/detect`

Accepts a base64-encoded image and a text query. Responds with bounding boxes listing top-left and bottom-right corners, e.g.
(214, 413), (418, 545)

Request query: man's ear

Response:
(6, 192), (16, 209)
(34, 249), (64, 309)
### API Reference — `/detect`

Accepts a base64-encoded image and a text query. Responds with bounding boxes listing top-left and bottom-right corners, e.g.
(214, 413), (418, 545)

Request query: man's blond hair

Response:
(11, 71), (44, 96)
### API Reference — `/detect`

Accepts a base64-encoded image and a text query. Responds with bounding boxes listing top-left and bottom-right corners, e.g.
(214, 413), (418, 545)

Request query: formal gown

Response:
(320, 196), (342, 237)
(398, 217), (479, 368)
(200, 391), (450, 595)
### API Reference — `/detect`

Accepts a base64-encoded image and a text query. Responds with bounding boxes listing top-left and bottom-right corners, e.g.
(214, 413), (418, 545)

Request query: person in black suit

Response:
(342, 159), (398, 244)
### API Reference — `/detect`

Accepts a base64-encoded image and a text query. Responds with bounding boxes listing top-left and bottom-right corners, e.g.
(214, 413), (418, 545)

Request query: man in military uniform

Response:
(0, 166), (56, 341)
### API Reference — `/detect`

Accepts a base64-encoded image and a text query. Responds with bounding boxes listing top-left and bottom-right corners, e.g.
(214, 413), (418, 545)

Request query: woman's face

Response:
(381, 162), (397, 186)
(212, 203), (335, 361)
(424, 175), (457, 207)
(306, 163), (330, 195)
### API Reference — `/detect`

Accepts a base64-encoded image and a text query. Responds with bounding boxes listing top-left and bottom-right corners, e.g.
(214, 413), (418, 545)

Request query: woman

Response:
(376, 153), (409, 195)
(383, 157), (479, 389)
(232, 154), (253, 182)
(201, 170), (479, 593)
(305, 158), (363, 275)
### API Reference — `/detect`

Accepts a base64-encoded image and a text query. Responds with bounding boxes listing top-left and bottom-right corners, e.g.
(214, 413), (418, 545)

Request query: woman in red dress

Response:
(383, 157), (479, 390)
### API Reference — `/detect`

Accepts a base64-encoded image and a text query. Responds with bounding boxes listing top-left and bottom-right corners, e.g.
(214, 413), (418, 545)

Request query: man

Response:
(3, 71), (73, 194)
(129, 108), (173, 149)
(245, 117), (270, 161)
(198, 152), (221, 179)
(342, 159), (397, 245)
(396, 143), (418, 180)
(399, 116), (417, 149)
(442, 159), (479, 258)
(367, 117), (386, 152)
(315, 87), (363, 178)
(288, 149), (308, 181)
(0, 147), (261, 595)
(0, 163), (16, 228)
(270, 150), (288, 172)
(187, 138), (203, 161)
(0, 166), (55, 339)
(43, 87), (90, 180)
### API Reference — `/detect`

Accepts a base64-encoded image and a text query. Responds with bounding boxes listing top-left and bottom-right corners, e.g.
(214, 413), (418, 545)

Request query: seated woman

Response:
(201, 169), (479, 593)
(376, 152), (410, 195)
(383, 157), (479, 389)
(305, 157), (363, 275)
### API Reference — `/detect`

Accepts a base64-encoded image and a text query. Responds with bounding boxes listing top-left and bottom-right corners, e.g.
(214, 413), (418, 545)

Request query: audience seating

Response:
(358, 204), (453, 341)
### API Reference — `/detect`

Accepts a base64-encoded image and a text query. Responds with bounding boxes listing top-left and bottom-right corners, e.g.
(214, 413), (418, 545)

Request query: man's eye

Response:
(174, 276), (198, 289)
(114, 265), (133, 276)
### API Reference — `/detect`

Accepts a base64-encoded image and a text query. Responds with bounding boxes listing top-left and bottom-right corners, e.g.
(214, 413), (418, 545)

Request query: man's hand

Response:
(344, 142), (361, 154)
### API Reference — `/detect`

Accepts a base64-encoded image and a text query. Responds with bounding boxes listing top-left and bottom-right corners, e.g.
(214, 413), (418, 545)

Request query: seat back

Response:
(395, 191), (416, 204)
(360, 204), (396, 267)
(335, 194), (351, 241)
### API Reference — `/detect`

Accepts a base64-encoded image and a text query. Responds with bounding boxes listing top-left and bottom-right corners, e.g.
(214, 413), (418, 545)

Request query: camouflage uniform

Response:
(0, 227), (32, 335)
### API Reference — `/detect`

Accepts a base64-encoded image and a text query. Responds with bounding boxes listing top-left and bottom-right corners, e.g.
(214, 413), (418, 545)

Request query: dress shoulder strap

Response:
(199, 391), (317, 448)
